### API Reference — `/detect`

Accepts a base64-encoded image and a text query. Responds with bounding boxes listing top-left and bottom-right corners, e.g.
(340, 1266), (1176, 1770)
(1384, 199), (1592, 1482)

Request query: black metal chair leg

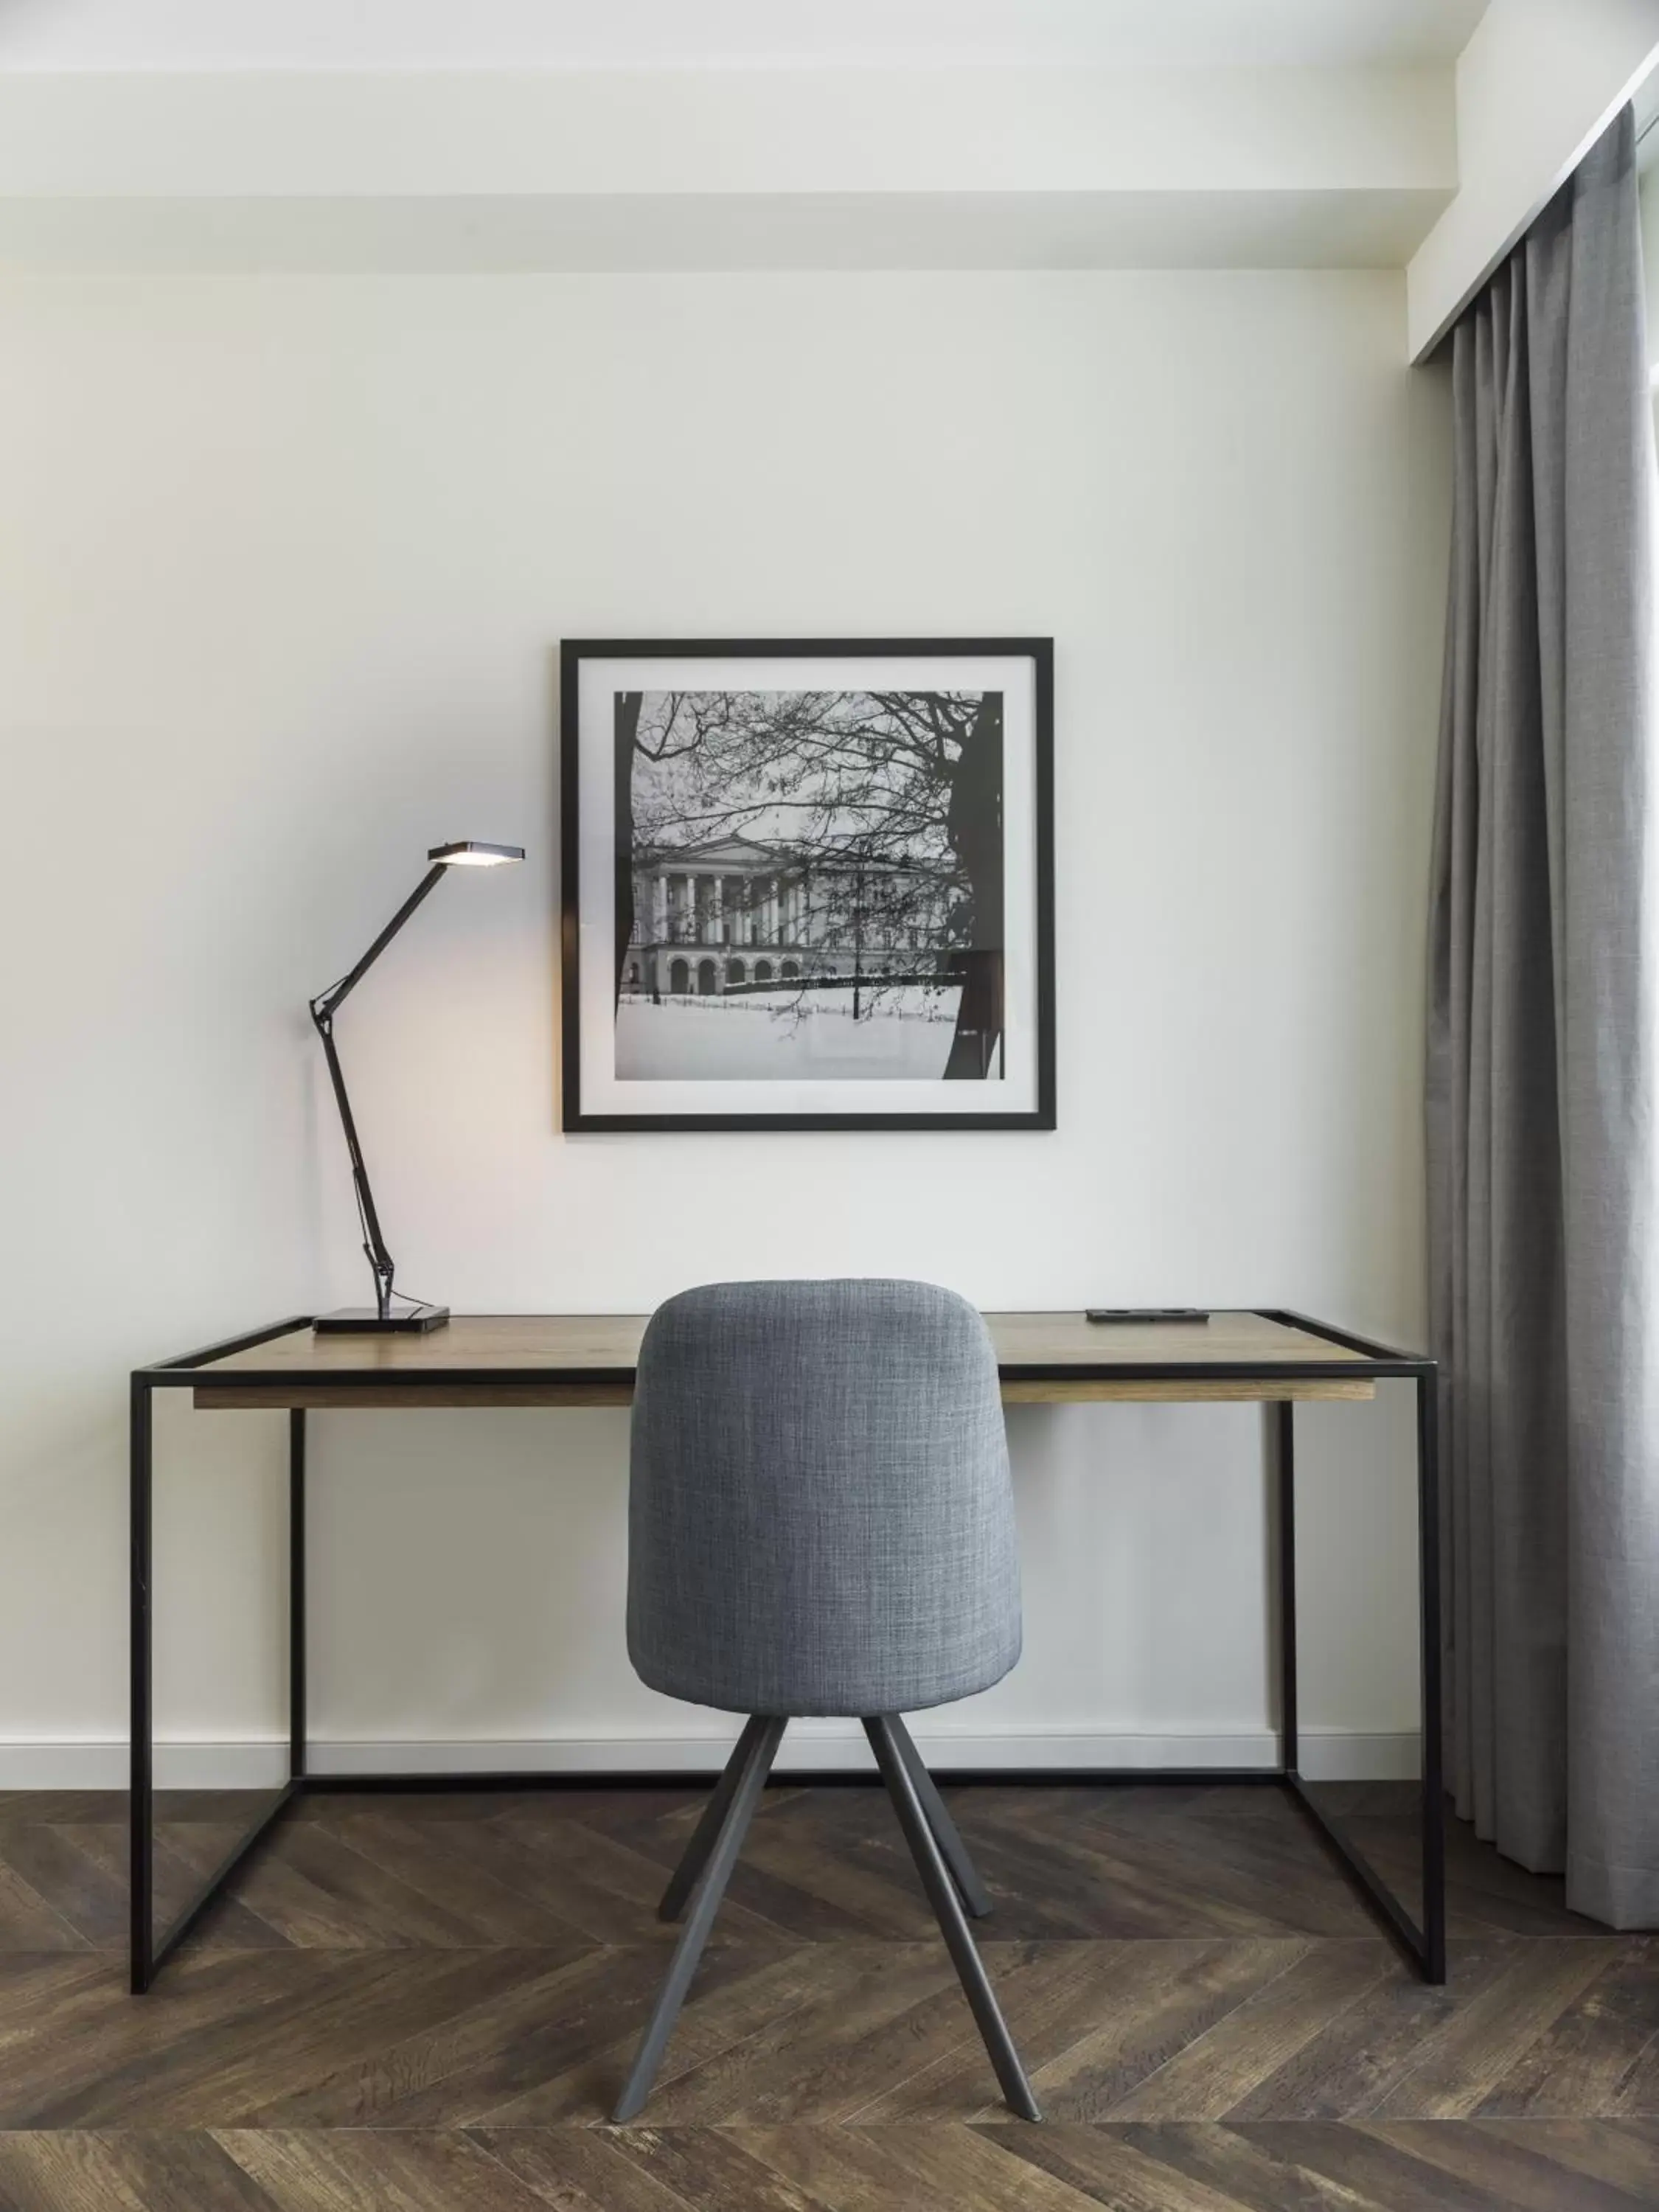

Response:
(659, 1715), (771, 1921)
(863, 1715), (1041, 2121)
(613, 1714), (786, 2124)
(888, 1714), (992, 1918)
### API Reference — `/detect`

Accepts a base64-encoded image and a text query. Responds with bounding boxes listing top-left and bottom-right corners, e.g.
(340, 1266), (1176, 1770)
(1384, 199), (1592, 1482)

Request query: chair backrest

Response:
(627, 1279), (1020, 1719)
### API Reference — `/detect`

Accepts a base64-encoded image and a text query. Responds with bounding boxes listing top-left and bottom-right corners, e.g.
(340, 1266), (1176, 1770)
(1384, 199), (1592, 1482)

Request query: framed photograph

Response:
(560, 638), (1054, 1132)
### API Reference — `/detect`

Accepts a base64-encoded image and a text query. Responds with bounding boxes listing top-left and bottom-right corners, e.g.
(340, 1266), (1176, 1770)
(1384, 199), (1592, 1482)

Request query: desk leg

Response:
(130, 1391), (305, 1994)
(1274, 1400), (1297, 1774)
(1281, 1375), (1447, 1985)
(290, 1411), (307, 1781)
(129, 1376), (154, 1993)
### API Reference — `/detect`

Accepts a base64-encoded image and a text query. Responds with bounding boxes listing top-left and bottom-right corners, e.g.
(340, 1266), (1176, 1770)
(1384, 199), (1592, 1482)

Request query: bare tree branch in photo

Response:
(613, 689), (641, 1006)
(942, 693), (1004, 1077)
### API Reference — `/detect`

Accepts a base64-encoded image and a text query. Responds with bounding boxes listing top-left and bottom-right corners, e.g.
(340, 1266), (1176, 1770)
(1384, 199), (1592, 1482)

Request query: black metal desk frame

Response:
(130, 1310), (1444, 1993)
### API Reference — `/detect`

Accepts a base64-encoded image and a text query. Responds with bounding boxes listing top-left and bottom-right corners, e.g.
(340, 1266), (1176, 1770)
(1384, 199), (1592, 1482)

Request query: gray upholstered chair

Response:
(614, 1278), (1038, 2124)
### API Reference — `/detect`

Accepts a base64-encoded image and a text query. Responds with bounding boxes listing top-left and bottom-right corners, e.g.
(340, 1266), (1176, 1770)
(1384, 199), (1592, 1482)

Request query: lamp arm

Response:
(310, 863), (446, 1023)
(307, 862), (447, 1323)
(310, 1005), (399, 1320)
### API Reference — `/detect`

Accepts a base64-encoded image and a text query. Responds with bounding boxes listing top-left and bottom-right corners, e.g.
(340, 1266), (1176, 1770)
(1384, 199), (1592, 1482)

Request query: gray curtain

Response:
(1427, 105), (1659, 1930)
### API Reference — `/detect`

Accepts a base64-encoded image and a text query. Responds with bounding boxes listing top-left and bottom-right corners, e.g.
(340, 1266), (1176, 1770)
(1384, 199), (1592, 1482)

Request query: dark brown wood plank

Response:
(851, 2124), (1133, 2211)
(474, 1938), (883, 2126)
(327, 1940), (793, 2129)
(846, 1942), (1130, 2123)
(235, 1950), (640, 2128)
(986, 2123), (1335, 2212)
(629, 1944), (969, 2125)
(1470, 2117), (1659, 2199)
(1476, 1941), (1659, 2115)
(961, 1795), (1374, 1941)
(0, 1855), (93, 1952)
(0, 1821), (130, 1948)
(329, 1811), (648, 1947)
(1357, 2118), (1659, 2212)
(691, 2124), (934, 2212)
(1363, 1941), (1621, 2118)
(487, 1812), (783, 1945)
(0, 2132), (154, 2212)
(1015, 1940), (1313, 2121)
(1104, 1941), (1397, 2118)
(1226, 2120), (1593, 2212)
(1225, 1937), (1539, 2120)
(602, 2124), (861, 2212)
(466, 2127), (700, 2212)
(218, 2128), (560, 2211)
(11, 1952), (554, 2129)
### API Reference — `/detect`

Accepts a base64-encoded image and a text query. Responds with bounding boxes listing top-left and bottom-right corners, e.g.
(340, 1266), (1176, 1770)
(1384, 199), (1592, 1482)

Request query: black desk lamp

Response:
(309, 839), (524, 1334)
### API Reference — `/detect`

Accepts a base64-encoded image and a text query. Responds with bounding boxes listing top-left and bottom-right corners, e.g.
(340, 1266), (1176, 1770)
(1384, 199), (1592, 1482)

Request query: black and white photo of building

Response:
(612, 688), (1006, 1084)
(561, 639), (1053, 1132)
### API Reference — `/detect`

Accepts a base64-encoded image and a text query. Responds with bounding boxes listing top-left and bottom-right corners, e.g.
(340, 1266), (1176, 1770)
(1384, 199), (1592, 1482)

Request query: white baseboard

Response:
(0, 1727), (1421, 1791)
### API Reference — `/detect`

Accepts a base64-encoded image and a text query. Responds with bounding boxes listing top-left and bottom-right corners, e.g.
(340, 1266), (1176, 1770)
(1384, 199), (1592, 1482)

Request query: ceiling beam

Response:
(0, 65), (1455, 279)
(1408, 0), (1659, 358)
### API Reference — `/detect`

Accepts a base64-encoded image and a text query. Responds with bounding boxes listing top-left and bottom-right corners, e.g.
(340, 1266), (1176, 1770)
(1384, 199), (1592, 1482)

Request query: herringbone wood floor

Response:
(0, 1778), (1652, 2208)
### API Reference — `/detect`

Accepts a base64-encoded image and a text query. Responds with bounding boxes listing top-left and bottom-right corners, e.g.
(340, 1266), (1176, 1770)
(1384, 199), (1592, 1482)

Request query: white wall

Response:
(0, 268), (1450, 1780)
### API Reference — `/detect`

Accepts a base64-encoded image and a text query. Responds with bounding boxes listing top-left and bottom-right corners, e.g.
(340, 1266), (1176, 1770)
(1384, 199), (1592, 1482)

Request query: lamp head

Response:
(428, 841), (525, 867)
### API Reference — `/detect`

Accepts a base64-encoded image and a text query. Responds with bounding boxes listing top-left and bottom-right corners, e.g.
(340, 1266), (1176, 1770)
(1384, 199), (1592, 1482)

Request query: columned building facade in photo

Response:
(622, 837), (952, 999)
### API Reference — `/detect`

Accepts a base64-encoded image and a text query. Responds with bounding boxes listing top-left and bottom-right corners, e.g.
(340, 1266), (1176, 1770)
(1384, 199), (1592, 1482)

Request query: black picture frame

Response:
(560, 637), (1055, 1133)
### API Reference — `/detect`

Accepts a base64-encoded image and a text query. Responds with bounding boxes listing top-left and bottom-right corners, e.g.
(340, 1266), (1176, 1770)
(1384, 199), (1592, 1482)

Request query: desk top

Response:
(176, 1309), (1424, 1409)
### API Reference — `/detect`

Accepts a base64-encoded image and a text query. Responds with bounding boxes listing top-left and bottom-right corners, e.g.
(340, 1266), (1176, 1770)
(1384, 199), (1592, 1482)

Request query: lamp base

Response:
(313, 1304), (450, 1335)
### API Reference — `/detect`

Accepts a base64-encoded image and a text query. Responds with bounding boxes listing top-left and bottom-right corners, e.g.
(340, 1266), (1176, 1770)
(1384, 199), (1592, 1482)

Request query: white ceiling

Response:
(0, 0), (1491, 73)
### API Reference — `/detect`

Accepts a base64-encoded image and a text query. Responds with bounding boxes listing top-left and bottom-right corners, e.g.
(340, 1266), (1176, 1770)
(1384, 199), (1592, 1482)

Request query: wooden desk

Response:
(131, 1307), (1442, 1996)
(188, 1308), (1383, 1410)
